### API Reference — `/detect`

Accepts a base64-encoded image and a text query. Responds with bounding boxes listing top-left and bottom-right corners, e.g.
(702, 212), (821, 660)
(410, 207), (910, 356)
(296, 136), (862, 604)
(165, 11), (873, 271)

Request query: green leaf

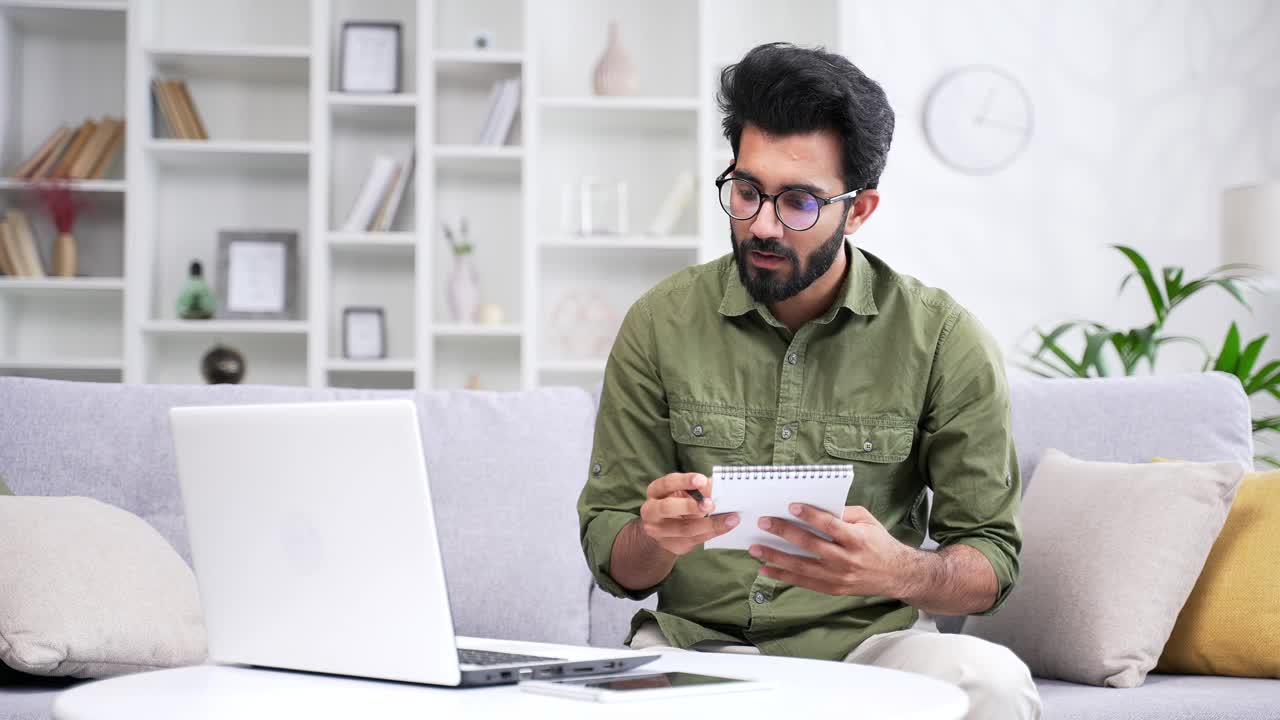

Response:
(1246, 361), (1280, 395)
(1112, 245), (1167, 324)
(1038, 330), (1088, 378)
(1258, 456), (1280, 470)
(1214, 323), (1242, 374)
(1238, 335), (1269, 380)
(1253, 415), (1280, 433)
(1082, 330), (1112, 377)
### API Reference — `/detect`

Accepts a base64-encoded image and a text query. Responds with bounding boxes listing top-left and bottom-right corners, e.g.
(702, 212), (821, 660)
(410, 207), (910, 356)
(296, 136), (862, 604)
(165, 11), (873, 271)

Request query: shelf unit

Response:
(1, 0), (845, 388)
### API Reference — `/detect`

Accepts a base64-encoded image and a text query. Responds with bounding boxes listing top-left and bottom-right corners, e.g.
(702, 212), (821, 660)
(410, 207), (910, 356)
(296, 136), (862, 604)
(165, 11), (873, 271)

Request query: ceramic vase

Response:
(592, 21), (636, 96)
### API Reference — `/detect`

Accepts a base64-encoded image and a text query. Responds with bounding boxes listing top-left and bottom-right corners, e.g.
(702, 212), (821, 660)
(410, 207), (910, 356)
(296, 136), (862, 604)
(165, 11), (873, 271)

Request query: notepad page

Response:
(704, 465), (855, 558)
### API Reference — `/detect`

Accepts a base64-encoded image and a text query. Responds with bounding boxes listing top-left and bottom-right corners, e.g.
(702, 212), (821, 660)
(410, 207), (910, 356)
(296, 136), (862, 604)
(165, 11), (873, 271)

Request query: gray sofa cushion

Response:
(1037, 674), (1280, 720)
(0, 378), (596, 648)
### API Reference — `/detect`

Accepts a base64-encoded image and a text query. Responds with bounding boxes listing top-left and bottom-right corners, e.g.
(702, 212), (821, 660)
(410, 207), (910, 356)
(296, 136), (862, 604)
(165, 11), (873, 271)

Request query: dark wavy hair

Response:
(718, 43), (895, 191)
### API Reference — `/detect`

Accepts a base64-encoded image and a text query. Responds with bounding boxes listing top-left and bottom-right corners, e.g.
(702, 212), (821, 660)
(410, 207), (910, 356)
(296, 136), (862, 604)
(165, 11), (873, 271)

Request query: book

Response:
(0, 221), (15, 276)
(647, 170), (696, 236)
(51, 120), (98, 178)
(475, 80), (505, 145)
(341, 155), (400, 232)
(12, 126), (66, 179)
(481, 78), (521, 146)
(372, 148), (415, 233)
(153, 80), (190, 139)
(702, 464), (855, 558)
(32, 127), (73, 179)
(151, 82), (175, 139)
(174, 81), (208, 140)
(4, 210), (45, 278)
(69, 117), (120, 180)
(89, 120), (126, 179)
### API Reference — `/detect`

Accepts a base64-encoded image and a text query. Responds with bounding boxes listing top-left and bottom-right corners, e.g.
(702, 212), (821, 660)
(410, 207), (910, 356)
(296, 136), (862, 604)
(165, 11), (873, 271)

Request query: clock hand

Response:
(974, 115), (1027, 133)
(973, 87), (997, 123)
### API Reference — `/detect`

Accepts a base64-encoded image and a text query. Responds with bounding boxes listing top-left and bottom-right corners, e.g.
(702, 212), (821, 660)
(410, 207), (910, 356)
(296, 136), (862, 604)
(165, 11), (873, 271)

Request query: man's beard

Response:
(732, 223), (846, 304)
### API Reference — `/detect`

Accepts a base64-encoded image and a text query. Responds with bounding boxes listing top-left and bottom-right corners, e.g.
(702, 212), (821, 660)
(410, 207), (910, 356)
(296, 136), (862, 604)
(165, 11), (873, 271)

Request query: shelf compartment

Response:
(0, 277), (125, 295)
(325, 358), (416, 373)
(432, 323), (523, 338)
(146, 140), (311, 171)
(143, 320), (310, 336)
(540, 235), (700, 251)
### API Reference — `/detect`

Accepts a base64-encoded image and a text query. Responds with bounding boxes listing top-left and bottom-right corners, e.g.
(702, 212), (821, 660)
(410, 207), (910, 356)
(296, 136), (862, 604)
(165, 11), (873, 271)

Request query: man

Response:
(576, 43), (1041, 719)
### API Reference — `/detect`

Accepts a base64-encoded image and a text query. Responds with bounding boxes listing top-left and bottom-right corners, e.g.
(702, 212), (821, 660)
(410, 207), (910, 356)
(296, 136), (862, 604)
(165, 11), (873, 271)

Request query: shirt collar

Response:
(719, 241), (880, 319)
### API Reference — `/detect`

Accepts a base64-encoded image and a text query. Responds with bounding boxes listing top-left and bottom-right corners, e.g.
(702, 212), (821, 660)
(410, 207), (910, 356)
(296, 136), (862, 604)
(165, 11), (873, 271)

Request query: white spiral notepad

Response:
(704, 464), (855, 558)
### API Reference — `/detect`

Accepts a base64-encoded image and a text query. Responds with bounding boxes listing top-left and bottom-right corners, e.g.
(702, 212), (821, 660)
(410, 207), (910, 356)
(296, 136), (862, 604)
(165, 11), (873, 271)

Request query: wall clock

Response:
(923, 65), (1033, 174)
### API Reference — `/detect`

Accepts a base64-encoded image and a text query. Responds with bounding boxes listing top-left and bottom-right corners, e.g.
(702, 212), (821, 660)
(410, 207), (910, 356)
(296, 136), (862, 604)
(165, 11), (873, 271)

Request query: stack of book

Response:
(10, 117), (126, 181)
(341, 150), (416, 233)
(0, 210), (46, 278)
(475, 78), (521, 146)
(151, 79), (209, 140)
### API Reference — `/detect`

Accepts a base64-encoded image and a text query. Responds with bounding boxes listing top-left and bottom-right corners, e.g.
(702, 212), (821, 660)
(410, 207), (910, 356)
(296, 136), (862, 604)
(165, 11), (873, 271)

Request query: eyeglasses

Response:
(714, 162), (863, 232)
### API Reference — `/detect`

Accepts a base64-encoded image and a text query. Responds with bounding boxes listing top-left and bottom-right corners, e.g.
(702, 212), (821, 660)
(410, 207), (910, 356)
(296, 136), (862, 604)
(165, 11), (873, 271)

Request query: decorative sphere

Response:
(201, 344), (246, 384)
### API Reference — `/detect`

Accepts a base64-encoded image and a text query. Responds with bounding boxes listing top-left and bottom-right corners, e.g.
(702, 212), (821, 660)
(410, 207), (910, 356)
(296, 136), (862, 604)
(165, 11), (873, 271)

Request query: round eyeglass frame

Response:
(714, 161), (865, 232)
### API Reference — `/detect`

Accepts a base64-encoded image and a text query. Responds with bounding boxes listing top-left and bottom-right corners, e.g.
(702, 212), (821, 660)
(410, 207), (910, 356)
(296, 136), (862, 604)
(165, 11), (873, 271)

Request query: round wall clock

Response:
(923, 65), (1033, 174)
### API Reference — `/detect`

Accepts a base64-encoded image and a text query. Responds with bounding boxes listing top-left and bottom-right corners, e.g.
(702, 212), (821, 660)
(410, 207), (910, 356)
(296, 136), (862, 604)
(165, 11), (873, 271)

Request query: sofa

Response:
(0, 372), (1277, 720)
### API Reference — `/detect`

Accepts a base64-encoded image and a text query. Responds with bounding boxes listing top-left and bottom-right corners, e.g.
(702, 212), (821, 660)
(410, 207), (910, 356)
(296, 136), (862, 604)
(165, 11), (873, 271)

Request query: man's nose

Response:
(749, 197), (784, 239)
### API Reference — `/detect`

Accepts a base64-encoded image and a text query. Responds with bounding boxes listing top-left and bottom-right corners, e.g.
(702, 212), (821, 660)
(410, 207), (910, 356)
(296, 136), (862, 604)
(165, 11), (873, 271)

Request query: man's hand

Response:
(749, 504), (910, 598)
(639, 473), (740, 557)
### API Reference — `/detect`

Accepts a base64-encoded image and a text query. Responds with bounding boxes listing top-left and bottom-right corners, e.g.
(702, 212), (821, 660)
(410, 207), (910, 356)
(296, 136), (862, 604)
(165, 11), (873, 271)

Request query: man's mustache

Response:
(738, 236), (798, 261)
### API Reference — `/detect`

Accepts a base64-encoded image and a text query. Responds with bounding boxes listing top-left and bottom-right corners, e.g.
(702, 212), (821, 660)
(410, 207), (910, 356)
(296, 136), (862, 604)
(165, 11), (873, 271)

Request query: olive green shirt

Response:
(576, 243), (1022, 661)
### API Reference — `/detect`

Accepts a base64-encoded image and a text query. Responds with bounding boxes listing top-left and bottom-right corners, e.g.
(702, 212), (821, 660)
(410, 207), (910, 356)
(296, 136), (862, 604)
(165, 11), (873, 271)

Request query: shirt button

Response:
(591, 463), (602, 475)
(863, 440), (874, 452)
(780, 427), (793, 440)
(692, 424), (705, 437)
(787, 353), (798, 365)
(753, 591), (766, 604)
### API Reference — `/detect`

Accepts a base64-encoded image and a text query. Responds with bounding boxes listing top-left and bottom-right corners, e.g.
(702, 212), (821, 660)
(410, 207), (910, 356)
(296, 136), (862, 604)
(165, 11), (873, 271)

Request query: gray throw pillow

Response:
(964, 448), (1243, 688)
(0, 496), (207, 678)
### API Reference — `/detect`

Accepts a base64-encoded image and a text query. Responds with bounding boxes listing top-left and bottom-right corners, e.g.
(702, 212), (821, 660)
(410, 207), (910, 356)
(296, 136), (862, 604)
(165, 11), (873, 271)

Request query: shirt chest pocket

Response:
(823, 420), (916, 518)
(669, 407), (746, 474)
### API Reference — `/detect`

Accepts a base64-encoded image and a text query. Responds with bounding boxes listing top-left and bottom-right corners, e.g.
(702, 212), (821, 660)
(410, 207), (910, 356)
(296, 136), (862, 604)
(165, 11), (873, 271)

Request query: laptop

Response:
(169, 399), (659, 687)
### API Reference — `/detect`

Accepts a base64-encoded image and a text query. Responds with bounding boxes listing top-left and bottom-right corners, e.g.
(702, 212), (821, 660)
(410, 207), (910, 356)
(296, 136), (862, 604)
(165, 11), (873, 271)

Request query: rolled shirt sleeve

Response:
(917, 306), (1023, 615)
(577, 296), (679, 601)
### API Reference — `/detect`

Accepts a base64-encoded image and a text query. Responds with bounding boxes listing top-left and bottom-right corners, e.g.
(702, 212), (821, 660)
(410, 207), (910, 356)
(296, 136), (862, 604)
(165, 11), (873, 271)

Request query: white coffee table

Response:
(53, 652), (968, 719)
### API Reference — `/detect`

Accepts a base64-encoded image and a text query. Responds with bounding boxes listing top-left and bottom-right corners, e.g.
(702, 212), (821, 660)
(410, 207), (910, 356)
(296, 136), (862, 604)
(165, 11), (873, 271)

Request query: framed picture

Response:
(216, 231), (299, 319)
(343, 307), (387, 360)
(339, 22), (402, 94)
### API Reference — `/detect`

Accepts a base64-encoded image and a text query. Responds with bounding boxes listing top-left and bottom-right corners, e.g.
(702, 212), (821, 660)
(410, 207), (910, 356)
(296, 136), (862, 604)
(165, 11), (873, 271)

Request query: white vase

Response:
(448, 253), (480, 323)
(592, 21), (636, 96)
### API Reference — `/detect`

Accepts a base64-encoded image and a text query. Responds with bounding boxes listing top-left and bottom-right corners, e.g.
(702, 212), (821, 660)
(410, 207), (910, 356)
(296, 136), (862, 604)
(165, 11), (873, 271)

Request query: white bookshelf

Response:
(1, 0), (845, 388)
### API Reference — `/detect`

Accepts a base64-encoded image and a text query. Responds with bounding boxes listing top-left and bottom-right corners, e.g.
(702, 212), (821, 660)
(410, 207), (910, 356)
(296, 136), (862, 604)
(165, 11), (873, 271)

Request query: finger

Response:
(748, 544), (841, 583)
(643, 515), (720, 540)
(759, 516), (838, 558)
(841, 505), (877, 525)
(685, 513), (741, 545)
(758, 565), (842, 595)
(648, 472), (709, 500)
(654, 496), (702, 520)
(788, 503), (854, 544)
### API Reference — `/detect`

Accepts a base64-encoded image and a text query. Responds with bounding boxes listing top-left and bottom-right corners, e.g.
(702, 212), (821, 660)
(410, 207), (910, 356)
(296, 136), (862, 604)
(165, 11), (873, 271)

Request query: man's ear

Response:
(843, 189), (880, 235)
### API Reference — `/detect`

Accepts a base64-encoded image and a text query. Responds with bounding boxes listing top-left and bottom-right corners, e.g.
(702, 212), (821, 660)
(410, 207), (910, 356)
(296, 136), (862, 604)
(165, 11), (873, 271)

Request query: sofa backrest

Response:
(0, 372), (1256, 651)
(0, 378), (598, 647)
(586, 371), (1257, 647)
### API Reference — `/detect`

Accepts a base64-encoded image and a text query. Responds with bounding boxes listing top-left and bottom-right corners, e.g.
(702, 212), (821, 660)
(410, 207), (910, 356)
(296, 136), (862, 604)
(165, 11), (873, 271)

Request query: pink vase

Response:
(448, 253), (480, 323)
(592, 21), (636, 96)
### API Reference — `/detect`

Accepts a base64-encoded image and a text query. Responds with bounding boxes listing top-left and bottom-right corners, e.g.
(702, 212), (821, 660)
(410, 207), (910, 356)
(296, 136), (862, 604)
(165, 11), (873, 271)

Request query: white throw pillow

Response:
(964, 448), (1243, 688)
(0, 496), (207, 678)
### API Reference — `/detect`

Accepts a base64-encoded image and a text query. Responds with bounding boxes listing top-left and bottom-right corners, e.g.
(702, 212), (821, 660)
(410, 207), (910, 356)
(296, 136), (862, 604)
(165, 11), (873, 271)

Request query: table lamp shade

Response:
(1222, 183), (1280, 274)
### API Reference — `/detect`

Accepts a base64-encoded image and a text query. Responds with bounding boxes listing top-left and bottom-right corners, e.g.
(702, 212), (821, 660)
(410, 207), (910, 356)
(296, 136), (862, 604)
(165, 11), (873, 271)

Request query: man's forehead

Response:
(737, 126), (842, 191)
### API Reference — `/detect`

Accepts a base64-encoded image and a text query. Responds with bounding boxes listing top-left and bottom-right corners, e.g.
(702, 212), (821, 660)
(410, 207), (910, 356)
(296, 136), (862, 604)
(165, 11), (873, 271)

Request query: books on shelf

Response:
(648, 170), (696, 236)
(342, 150), (415, 233)
(476, 78), (521, 146)
(0, 210), (46, 278)
(8, 116), (125, 181)
(151, 79), (208, 140)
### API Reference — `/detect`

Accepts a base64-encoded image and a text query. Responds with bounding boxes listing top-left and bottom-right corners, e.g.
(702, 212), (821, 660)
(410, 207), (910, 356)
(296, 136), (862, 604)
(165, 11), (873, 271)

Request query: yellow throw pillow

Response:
(1154, 460), (1279, 678)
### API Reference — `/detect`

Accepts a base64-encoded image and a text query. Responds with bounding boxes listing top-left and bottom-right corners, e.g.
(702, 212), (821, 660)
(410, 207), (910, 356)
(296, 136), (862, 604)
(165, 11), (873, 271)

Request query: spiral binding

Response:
(711, 464), (854, 481)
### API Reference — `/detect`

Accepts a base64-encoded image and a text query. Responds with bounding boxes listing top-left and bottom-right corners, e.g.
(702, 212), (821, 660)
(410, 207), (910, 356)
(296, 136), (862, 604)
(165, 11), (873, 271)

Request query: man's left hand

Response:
(750, 504), (912, 598)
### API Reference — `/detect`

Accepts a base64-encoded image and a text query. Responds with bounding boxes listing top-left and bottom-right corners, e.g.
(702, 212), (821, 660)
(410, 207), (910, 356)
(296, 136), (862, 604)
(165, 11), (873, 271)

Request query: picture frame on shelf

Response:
(343, 306), (387, 360)
(216, 231), (299, 320)
(339, 21), (403, 94)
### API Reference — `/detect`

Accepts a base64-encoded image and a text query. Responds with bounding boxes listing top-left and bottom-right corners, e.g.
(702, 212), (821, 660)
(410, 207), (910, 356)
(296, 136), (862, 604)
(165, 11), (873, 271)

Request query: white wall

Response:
(840, 0), (1280, 388)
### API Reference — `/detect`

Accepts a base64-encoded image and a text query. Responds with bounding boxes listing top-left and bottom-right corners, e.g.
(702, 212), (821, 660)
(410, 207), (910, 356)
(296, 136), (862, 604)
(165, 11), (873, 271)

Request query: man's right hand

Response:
(639, 473), (740, 557)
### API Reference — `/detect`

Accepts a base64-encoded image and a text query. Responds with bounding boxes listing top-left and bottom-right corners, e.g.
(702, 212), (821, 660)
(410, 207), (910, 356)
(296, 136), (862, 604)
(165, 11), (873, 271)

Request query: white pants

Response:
(629, 613), (1042, 720)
